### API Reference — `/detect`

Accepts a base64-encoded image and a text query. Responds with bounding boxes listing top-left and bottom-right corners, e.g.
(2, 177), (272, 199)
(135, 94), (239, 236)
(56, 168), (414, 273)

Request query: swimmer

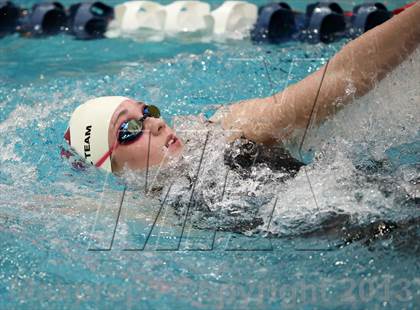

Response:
(65, 2), (420, 175)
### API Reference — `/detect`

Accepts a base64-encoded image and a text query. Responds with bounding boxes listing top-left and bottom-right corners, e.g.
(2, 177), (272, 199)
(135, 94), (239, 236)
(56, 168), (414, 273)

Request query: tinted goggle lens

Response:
(117, 105), (161, 144)
(118, 119), (143, 144)
(143, 104), (160, 118)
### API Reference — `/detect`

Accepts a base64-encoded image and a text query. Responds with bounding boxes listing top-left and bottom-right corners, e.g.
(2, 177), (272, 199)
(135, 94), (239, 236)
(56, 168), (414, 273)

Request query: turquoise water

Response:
(1, 1), (419, 309)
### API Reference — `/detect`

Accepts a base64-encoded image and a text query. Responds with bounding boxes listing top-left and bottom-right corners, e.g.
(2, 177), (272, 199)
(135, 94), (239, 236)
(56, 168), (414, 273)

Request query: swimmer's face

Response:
(108, 99), (183, 172)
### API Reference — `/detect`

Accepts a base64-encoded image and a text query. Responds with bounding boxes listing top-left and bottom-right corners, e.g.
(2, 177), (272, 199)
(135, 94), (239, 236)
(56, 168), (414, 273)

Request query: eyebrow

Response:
(112, 109), (128, 129)
(112, 102), (145, 129)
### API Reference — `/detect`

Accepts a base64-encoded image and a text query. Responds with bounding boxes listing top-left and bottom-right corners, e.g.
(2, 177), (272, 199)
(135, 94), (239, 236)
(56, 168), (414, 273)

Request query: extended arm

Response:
(214, 1), (420, 144)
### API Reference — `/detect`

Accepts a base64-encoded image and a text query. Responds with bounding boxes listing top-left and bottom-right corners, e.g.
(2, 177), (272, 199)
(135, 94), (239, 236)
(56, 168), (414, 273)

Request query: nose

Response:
(145, 117), (166, 136)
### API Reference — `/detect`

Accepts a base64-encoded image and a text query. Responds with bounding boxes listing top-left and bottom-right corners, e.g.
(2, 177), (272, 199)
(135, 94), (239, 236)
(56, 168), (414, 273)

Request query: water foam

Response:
(122, 48), (420, 237)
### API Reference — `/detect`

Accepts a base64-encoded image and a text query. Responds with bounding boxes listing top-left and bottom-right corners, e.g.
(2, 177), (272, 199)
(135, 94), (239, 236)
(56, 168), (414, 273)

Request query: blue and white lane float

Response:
(304, 2), (347, 43)
(108, 0), (257, 41)
(18, 2), (67, 37)
(211, 1), (257, 40)
(0, 1), (414, 42)
(105, 0), (395, 42)
(164, 1), (213, 37)
(349, 3), (392, 38)
(106, 1), (166, 41)
(68, 2), (113, 39)
(251, 2), (295, 43)
(0, 0), (20, 37)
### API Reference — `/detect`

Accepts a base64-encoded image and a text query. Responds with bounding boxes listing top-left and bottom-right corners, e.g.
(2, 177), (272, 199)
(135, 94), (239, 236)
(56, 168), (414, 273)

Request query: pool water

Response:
(1, 0), (419, 308)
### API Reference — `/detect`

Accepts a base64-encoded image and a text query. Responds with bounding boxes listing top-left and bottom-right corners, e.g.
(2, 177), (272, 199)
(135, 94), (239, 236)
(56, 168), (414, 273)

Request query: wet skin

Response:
(107, 99), (183, 172)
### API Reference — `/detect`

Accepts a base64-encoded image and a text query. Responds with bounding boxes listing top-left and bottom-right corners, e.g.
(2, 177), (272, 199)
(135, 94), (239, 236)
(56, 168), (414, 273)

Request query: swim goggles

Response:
(117, 104), (161, 144)
(95, 104), (161, 168)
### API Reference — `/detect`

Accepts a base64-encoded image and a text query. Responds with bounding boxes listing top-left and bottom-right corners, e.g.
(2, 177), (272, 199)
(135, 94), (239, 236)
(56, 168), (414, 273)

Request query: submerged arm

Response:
(214, 1), (420, 144)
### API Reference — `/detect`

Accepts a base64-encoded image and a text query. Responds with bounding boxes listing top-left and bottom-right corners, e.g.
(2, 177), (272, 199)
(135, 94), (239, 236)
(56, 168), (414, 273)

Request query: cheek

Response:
(115, 136), (166, 169)
(147, 137), (167, 164)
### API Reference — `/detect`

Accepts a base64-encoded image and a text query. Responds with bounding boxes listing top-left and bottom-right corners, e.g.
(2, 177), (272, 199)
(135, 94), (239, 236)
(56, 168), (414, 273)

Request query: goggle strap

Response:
(95, 140), (119, 168)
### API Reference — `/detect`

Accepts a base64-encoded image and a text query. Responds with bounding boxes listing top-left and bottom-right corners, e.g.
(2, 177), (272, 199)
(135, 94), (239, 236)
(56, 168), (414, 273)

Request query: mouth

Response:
(165, 134), (178, 148)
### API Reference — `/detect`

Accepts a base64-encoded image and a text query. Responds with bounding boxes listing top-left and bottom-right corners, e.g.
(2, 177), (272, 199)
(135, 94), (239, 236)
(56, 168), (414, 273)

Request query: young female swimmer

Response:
(66, 2), (420, 173)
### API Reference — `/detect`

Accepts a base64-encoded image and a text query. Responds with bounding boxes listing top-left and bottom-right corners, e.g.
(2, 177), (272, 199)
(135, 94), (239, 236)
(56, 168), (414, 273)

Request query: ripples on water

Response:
(121, 48), (420, 239)
(0, 27), (419, 307)
(0, 40), (418, 238)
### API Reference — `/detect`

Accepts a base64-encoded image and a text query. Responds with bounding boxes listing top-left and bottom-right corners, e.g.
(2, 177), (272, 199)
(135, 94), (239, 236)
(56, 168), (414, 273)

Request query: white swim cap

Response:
(68, 96), (129, 172)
